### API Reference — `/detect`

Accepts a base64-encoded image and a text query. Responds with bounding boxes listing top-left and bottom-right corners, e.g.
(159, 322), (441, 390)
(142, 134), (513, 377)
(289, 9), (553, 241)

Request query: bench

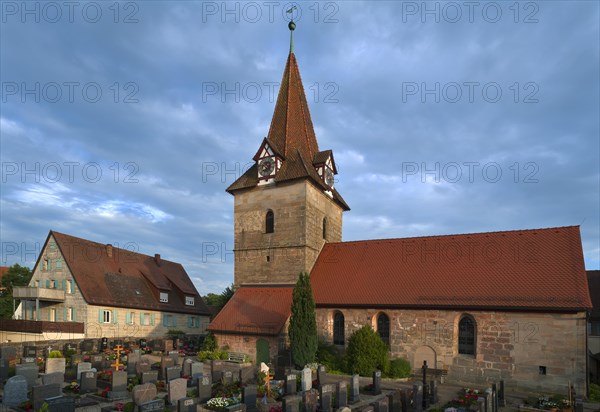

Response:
(413, 368), (448, 378)
(227, 352), (247, 363)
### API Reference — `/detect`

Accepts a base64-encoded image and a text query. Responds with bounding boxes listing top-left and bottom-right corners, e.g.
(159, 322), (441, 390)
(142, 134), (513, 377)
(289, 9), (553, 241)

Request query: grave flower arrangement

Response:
(206, 397), (239, 411)
(19, 400), (33, 411)
(99, 387), (110, 398)
(63, 381), (80, 394)
(443, 387), (480, 408)
(97, 370), (113, 381)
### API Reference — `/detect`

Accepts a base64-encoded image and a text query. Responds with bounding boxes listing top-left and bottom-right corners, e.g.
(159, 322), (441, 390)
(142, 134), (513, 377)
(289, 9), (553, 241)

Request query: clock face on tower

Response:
(259, 157), (275, 177)
(325, 168), (334, 187)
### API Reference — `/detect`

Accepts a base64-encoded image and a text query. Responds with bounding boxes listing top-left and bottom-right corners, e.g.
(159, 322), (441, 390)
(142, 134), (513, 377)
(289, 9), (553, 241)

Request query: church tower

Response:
(227, 22), (350, 287)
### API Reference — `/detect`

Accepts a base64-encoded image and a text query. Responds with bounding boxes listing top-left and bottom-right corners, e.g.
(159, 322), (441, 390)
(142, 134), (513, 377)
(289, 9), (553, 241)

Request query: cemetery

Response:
(0, 335), (595, 412)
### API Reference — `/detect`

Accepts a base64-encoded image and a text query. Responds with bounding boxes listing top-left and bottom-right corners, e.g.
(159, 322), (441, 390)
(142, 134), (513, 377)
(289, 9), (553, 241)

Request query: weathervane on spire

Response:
(286, 6), (297, 53)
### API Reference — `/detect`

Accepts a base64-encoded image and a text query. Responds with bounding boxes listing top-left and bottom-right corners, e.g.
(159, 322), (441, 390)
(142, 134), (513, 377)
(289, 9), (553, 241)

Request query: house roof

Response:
(0, 266), (9, 289)
(311, 226), (592, 312)
(226, 52), (349, 211)
(48, 231), (211, 316)
(587, 270), (600, 318)
(207, 286), (293, 336)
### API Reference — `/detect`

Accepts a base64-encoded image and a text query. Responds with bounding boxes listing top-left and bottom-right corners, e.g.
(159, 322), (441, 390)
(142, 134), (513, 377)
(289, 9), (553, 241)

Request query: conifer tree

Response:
(288, 272), (318, 368)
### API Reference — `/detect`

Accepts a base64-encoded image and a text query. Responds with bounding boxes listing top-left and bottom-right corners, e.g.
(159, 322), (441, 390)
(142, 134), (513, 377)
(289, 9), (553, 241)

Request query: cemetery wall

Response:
(316, 307), (587, 394)
(213, 332), (283, 363)
(233, 180), (342, 287)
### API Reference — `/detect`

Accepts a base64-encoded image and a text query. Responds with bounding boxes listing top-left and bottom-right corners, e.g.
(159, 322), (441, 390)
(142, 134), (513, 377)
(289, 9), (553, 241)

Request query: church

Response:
(208, 23), (592, 394)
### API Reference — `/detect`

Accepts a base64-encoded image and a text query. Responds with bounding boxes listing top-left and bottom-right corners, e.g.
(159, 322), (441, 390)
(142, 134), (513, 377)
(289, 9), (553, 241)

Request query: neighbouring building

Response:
(588, 270), (600, 384)
(1, 231), (211, 342)
(209, 22), (593, 394)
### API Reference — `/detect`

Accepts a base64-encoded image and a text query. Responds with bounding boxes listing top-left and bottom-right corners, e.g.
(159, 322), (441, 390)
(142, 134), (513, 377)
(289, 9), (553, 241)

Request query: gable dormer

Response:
(253, 138), (283, 185)
(313, 150), (337, 190)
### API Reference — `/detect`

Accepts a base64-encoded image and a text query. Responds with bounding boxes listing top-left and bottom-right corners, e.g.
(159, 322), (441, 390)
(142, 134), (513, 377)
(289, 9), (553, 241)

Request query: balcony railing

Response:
(0, 319), (84, 334)
(13, 286), (65, 302)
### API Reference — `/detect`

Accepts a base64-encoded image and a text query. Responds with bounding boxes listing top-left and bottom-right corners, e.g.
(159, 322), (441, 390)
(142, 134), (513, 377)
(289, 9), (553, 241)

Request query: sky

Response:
(1, 1), (599, 295)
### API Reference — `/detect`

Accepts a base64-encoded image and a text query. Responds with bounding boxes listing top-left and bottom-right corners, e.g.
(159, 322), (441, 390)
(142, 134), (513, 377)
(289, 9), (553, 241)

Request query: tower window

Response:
(322, 218), (327, 240)
(458, 315), (476, 355)
(266, 210), (274, 233)
(376, 313), (390, 346)
(333, 311), (344, 345)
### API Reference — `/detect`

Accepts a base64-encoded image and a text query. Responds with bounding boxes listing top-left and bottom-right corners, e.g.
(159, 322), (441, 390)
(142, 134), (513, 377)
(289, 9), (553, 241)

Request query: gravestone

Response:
(168, 350), (179, 364)
(399, 389), (409, 412)
(498, 381), (505, 407)
(142, 370), (159, 384)
(301, 368), (312, 392)
(371, 398), (388, 412)
(319, 384), (333, 412)
(77, 362), (92, 379)
(45, 395), (75, 412)
(222, 370), (234, 385)
(574, 396), (584, 412)
(133, 383), (158, 406)
(71, 354), (83, 365)
(430, 380), (437, 405)
(178, 397), (197, 412)
(183, 359), (194, 376)
(0, 346), (16, 359)
(412, 384), (423, 412)
(372, 370), (381, 395)
(336, 381), (348, 408)
(16, 363), (38, 389)
(169, 378), (187, 404)
(23, 346), (37, 358)
(109, 370), (128, 398)
(140, 399), (165, 412)
(167, 366), (182, 382)
(286, 374), (297, 395)
(350, 375), (360, 403)
(32, 383), (62, 411)
(191, 361), (204, 377)
(226, 404), (246, 412)
(91, 355), (104, 369)
(485, 388), (493, 412)
(477, 396), (486, 412)
(243, 384), (258, 412)
(161, 357), (175, 380)
(127, 351), (141, 374)
(198, 374), (212, 403)
(41, 372), (64, 386)
(282, 395), (301, 412)
(46, 357), (66, 374)
(2, 375), (28, 407)
(81, 339), (95, 352)
(164, 340), (174, 352)
(317, 365), (326, 383)
(137, 361), (151, 375)
(211, 360), (224, 381)
(387, 390), (402, 412)
(80, 371), (97, 393)
(303, 389), (319, 412)
(492, 384), (498, 412)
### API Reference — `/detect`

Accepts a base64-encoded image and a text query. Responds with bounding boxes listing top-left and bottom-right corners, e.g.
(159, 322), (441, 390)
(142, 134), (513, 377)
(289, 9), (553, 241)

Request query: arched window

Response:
(333, 311), (344, 345)
(377, 313), (390, 345)
(322, 218), (327, 240)
(458, 315), (476, 355)
(265, 210), (274, 233)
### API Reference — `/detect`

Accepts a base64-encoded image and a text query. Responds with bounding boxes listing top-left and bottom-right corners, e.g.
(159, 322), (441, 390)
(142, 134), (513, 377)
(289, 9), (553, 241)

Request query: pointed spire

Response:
(286, 6), (297, 54)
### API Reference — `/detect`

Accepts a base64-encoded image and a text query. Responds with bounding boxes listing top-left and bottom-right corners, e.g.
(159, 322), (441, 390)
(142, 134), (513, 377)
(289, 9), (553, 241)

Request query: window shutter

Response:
(48, 310), (51, 321)
(172, 315), (176, 327)
(113, 310), (118, 324)
(73, 308), (76, 322)
(46, 280), (50, 288)
(126, 312), (131, 324)
(162, 314), (167, 327)
(62, 280), (66, 290)
(151, 313), (155, 326)
(187, 317), (192, 328)
(98, 310), (103, 323)
(140, 313), (145, 325)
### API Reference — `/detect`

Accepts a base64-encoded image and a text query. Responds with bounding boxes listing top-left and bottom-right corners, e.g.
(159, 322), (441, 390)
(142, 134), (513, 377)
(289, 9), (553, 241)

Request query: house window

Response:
(66, 280), (73, 294)
(185, 296), (195, 306)
(458, 315), (476, 355)
(50, 308), (56, 322)
(160, 292), (169, 303)
(376, 313), (390, 345)
(43, 259), (49, 271)
(322, 218), (327, 240)
(590, 321), (600, 336)
(265, 210), (274, 233)
(103, 310), (112, 324)
(188, 316), (200, 328)
(49, 242), (56, 251)
(55, 259), (62, 269)
(67, 307), (73, 321)
(333, 311), (344, 345)
(127, 312), (135, 324)
(141, 313), (152, 326)
(35, 280), (40, 287)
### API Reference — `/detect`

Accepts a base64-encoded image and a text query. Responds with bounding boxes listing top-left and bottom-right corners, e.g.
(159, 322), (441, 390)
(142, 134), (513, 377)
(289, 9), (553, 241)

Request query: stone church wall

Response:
(316, 307), (587, 394)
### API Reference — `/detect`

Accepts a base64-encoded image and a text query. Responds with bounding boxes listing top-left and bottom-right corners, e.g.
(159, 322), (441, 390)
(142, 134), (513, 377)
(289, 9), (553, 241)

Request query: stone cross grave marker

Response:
(169, 378), (188, 405)
(3, 375), (28, 407)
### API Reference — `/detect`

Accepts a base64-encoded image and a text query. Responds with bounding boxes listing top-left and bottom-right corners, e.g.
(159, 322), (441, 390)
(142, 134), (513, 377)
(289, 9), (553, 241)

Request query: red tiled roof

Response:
(226, 52), (349, 211)
(311, 226), (592, 311)
(208, 286), (293, 335)
(587, 270), (600, 318)
(49, 231), (211, 315)
(0, 266), (9, 288)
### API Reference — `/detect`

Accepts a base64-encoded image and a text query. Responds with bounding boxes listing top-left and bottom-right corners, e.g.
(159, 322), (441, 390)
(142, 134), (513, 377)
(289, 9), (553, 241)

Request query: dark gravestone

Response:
(133, 383), (158, 406)
(178, 397), (197, 412)
(371, 398), (388, 412)
(16, 363), (38, 389)
(32, 383), (62, 411)
(387, 390), (402, 412)
(412, 384), (423, 412)
(350, 374), (360, 403)
(303, 389), (319, 412)
(317, 365), (326, 383)
(161, 357), (175, 380)
(168, 350), (179, 365)
(242, 384), (258, 412)
(282, 395), (301, 412)
(41, 372), (64, 386)
(0, 358), (9, 382)
(80, 371), (97, 393)
(0, 346), (16, 359)
(23, 346), (37, 358)
(45, 395), (75, 412)
(286, 374), (297, 395)
(430, 380), (437, 405)
(492, 383), (498, 412)
(399, 389), (409, 412)
(574, 396), (584, 412)
(319, 384), (333, 412)
(91, 355), (104, 370)
(211, 360), (224, 381)
(222, 370), (234, 385)
(183, 359), (194, 377)
(81, 339), (95, 352)
(498, 381), (505, 407)
(3, 375), (28, 407)
(142, 370), (159, 384)
(336, 381), (348, 408)
(198, 374), (212, 403)
(167, 366), (182, 382)
(372, 370), (381, 395)
(140, 399), (165, 412)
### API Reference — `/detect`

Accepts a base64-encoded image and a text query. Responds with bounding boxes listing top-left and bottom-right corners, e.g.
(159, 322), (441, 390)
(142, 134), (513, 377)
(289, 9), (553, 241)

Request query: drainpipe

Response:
(36, 298), (39, 321)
